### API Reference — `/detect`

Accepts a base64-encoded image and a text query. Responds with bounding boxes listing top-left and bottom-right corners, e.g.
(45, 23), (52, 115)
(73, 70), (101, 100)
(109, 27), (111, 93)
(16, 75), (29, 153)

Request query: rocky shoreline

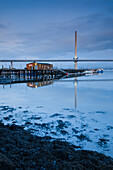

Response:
(0, 122), (113, 169)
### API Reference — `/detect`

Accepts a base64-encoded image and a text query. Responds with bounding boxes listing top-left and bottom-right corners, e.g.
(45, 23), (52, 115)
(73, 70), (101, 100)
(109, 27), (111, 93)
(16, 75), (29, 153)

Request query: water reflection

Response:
(75, 77), (77, 109)
(0, 71), (113, 157)
(0, 71), (105, 111)
(27, 80), (53, 88)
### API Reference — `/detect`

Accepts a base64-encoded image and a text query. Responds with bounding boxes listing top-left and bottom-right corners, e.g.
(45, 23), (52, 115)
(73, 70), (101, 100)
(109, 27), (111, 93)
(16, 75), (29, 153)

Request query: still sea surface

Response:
(0, 64), (113, 157)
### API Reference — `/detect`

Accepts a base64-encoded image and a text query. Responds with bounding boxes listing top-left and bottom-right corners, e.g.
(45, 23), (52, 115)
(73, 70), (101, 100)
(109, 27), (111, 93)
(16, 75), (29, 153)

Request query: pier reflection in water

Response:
(0, 71), (113, 158)
(27, 80), (53, 88)
(0, 70), (103, 110)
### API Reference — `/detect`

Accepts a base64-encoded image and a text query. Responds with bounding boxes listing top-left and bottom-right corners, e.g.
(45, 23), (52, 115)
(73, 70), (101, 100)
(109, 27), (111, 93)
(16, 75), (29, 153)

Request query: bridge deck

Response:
(0, 59), (113, 62)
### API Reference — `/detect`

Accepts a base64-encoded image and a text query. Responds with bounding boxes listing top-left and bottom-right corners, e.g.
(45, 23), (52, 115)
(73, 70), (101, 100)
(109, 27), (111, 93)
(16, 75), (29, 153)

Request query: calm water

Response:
(0, 69), (113, 157)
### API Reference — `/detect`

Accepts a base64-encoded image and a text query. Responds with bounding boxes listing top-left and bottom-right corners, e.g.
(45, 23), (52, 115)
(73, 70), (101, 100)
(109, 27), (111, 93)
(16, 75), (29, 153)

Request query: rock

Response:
(0, 122), (113, 169)
(0, 153), (15, 170)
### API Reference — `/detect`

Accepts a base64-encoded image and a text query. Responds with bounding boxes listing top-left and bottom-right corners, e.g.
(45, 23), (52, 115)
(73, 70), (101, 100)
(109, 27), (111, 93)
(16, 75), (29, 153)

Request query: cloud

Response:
(38, 13), (113, 53)
(66, 13), (113, 52)
(0, 9), (113, 60)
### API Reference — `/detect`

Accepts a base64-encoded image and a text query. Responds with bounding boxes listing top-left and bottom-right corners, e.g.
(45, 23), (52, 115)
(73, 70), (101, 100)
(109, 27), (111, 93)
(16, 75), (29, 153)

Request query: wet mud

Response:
(0, 122), (113, 169)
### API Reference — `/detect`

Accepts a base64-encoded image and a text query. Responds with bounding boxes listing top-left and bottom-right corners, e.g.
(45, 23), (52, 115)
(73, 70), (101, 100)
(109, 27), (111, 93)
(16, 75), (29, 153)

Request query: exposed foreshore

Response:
(0, 122), (113, 169)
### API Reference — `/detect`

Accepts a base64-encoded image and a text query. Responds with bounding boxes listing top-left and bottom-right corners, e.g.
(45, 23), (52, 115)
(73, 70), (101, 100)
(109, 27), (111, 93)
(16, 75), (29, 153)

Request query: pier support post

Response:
(23, 70), (25, 80)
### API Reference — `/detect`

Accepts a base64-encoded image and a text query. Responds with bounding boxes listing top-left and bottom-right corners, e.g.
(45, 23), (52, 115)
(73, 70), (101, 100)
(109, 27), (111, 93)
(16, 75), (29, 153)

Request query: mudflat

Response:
(0, 122), (113, 169)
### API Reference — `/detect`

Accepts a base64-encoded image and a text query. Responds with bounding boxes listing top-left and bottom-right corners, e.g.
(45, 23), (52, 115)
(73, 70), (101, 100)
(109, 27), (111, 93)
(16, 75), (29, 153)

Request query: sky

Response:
(0, 0), (113, 60)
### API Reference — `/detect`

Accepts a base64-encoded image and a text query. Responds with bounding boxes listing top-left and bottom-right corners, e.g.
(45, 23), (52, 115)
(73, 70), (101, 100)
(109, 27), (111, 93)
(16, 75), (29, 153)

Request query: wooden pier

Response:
(0, 68), (97, 78)
(0, 70), (90, 88)
(0, 68), (99, 86)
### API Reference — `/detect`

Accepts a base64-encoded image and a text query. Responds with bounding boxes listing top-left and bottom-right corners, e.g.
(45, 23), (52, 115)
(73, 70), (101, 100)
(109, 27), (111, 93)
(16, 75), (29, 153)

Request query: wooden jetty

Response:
(0, 67), (99, 86)
(0, 68), (98, 78)
(0, 69), (95, 87)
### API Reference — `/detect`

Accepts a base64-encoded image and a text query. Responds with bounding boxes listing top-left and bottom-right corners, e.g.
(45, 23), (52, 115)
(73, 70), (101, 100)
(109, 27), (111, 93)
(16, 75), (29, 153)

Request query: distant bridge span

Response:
(0, 59), (113, 62)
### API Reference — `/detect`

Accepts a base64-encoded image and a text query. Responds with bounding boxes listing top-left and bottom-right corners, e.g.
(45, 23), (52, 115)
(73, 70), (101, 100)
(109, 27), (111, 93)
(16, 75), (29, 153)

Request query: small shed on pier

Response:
(26, 63), (53, 70)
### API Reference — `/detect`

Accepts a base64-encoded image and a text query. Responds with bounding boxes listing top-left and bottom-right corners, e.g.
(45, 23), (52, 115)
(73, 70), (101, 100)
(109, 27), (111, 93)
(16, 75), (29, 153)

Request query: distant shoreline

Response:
(0, 122), (113, 169)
